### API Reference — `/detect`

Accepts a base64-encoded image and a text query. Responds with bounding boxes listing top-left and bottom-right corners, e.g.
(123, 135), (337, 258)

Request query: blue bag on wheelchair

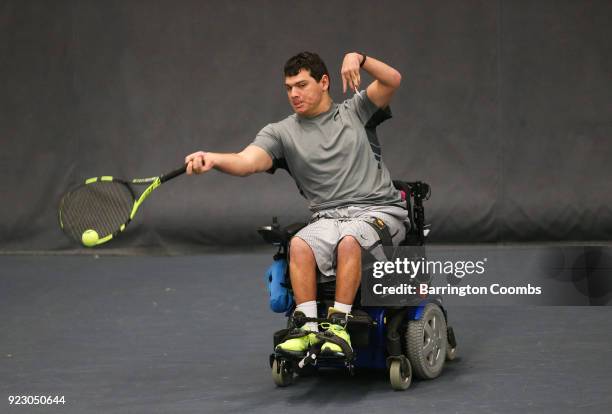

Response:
(265, 259), (294, 313)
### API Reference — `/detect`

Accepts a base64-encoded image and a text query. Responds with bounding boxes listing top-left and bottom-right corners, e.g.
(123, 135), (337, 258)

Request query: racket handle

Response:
(160, 165), (187, 183)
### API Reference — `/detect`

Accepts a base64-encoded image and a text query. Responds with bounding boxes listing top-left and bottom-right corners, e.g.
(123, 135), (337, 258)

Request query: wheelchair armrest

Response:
(392, 180), (430, 200)
(257, 221), (307, 245)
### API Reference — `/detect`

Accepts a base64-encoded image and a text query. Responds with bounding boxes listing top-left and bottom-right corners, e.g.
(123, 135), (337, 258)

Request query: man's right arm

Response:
(185, 145), (273, 177)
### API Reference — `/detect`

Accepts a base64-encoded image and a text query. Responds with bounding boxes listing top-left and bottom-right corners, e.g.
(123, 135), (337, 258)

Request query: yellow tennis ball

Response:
(81, 229), (99, 247)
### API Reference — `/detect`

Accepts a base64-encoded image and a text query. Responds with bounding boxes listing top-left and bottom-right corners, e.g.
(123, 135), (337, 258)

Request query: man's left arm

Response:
(340, 52), (401, 109)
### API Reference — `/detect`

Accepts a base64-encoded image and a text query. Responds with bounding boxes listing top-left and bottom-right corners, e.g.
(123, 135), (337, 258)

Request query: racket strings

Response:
(60, 181), (134, 242)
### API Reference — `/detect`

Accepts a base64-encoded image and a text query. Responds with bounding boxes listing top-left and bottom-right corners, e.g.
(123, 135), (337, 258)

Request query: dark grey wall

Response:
(1, 0), (611, 251)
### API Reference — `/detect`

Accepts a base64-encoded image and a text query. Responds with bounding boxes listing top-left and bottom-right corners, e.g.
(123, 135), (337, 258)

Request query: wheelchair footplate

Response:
(271, 311), (374, 384)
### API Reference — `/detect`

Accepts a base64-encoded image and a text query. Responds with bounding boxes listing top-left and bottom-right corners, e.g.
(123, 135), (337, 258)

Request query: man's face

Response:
(285, 69), (329, 117)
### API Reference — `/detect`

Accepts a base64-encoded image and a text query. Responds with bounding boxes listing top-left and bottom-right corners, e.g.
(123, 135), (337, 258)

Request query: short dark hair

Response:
(284, 51), (330, 88)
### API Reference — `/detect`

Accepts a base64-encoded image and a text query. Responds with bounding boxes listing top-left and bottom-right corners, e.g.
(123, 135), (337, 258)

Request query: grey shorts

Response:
(292, 204), (408, 281)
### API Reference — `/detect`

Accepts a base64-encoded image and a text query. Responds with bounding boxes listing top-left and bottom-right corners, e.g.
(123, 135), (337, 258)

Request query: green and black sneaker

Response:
(275, 311), (321, 358)
(275, 331), (320, 358)
(320, 307), (352, 357)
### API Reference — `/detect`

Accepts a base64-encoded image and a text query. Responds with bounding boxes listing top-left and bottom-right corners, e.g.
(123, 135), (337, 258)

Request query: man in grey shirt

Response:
(185, 51), (405, 357)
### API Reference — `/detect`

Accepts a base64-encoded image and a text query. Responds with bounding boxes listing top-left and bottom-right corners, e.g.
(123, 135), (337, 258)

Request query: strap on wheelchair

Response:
(364, 217), (394, 260)
(291, 313), (351, 328)
(297, 330), (354, 368)
(288, 313), (355, 364)
(316, 330), (353, 359)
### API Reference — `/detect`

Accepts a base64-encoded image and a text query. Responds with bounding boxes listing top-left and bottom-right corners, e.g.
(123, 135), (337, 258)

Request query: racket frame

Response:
(59, 166), (185, 247)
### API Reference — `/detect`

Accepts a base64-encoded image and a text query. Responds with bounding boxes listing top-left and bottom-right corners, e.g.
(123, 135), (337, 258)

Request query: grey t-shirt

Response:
(251, 90), (402, 212)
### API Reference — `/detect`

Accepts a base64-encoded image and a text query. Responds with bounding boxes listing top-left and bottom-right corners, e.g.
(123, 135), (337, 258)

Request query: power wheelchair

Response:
(258, 181), (457, 390)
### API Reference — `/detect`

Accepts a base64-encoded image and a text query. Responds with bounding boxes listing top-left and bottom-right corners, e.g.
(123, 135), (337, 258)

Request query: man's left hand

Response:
(341, 52), (363, 94)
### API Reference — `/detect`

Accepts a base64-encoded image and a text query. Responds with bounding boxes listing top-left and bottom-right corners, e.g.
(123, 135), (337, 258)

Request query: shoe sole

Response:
(275, 347), (306, 359)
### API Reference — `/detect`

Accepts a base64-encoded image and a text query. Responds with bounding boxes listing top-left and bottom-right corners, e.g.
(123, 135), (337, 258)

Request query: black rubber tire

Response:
(405, 303), (447, 380)
(389, 360), (412, 390)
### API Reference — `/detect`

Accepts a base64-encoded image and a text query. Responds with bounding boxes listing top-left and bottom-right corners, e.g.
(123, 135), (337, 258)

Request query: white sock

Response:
(333, 301), (352, 315)
(295, 300), (318, 332)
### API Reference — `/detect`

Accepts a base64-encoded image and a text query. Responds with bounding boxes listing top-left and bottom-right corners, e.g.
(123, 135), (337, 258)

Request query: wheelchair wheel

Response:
(271, 358), (293, 387)
(389, 359), (412, 390)
(405, 303), (447, 379)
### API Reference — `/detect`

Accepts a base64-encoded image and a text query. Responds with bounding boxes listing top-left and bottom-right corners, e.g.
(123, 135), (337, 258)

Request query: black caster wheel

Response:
(272, 358), (293, 387)
(389, 359), (412, 390)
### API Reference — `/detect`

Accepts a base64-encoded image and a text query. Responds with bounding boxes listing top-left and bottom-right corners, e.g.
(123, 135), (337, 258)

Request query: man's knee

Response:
(290, 237), (315, 265)
(337, 236), (361, 260)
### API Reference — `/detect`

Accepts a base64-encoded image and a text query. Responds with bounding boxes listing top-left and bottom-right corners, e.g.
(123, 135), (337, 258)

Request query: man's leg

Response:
(319, 236), (361, 356)
(275, 236), (319, 356)
(288, 237), (317, 304)
(335, 235), (361, 305)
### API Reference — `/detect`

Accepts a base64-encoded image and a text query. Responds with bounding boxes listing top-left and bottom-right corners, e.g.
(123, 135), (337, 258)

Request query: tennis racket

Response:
(59, 165), (186, 247)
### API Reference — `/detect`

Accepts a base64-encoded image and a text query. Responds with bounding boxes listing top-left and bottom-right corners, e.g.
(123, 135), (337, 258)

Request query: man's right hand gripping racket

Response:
(58, 166), (186, 247)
